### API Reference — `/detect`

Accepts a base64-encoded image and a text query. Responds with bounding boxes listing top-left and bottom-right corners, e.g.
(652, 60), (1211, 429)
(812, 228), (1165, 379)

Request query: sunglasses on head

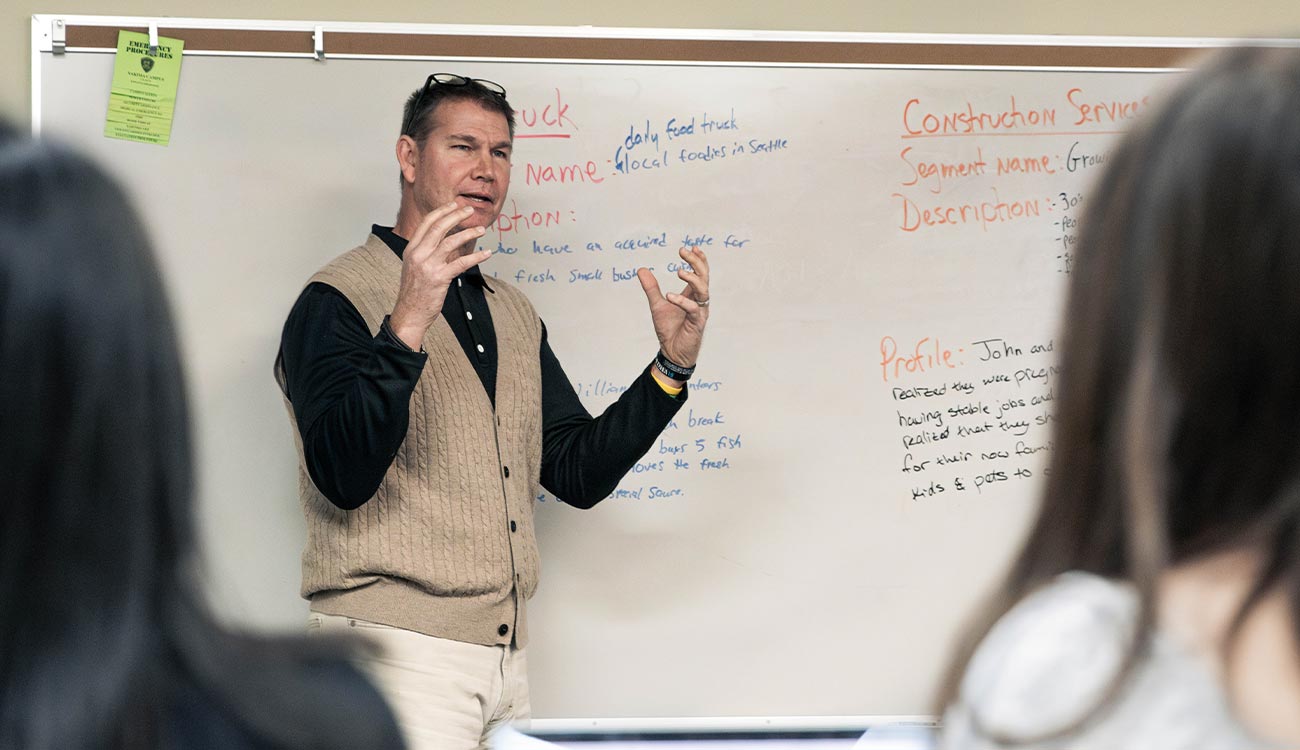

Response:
(402, 73), (508, 135)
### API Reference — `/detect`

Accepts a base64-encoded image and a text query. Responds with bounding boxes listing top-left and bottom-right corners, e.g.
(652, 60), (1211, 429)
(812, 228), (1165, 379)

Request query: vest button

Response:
(503, 465), (510, 478)
(510, 520), (517, 532)
(498, 624), (509, 637)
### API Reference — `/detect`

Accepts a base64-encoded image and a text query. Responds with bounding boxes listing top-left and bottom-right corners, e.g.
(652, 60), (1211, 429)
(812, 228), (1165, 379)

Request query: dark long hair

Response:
(0, 124), (399, 749)
(936, 45), (1300, 742)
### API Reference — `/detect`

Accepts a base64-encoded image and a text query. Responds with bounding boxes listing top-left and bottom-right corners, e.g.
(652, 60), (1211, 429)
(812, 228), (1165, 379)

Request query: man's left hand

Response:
(636, 245), (711, 369)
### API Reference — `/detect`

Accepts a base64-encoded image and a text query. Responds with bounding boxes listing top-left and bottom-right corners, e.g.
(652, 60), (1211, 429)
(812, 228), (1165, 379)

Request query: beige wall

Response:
(9, 1), (1300, 123)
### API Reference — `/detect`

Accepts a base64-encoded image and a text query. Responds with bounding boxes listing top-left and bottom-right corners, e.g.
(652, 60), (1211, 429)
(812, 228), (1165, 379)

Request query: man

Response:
(274, 74), (710, 750)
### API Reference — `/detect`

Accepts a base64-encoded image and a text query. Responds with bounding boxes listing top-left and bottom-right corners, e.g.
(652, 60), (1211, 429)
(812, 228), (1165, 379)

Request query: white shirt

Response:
(940, 572), (1274, 750)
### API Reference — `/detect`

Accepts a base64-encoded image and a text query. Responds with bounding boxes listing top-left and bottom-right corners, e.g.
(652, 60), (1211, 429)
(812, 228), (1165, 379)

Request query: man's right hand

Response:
(389, 203), (494, 350)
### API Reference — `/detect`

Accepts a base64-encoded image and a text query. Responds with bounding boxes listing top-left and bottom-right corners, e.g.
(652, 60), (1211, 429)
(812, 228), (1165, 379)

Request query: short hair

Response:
(401, 75), (516, 143)
(936, 44), (1300, 742)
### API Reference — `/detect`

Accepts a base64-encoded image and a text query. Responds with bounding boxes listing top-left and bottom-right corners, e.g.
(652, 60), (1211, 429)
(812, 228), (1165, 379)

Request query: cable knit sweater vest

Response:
(288, 234), (543, 647)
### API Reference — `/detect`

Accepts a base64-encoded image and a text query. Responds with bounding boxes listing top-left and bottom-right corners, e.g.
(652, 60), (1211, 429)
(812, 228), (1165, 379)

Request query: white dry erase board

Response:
(30, 16), (1276, 725)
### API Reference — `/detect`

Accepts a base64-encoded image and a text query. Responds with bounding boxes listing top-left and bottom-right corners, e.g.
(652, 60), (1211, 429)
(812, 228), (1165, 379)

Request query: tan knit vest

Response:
(287, 235), (543, 647)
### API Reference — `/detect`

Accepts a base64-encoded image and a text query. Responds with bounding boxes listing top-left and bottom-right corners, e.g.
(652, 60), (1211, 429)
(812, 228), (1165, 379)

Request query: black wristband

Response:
(654, 351), (695, 381)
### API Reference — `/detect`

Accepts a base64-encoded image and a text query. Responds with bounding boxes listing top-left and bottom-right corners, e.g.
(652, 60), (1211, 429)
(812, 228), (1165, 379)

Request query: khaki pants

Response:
(309, 612), (530, 750)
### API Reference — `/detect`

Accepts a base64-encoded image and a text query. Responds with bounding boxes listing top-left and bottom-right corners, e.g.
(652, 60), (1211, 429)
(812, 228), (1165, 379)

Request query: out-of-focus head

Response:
(0, 122), (193, 743)
(1047, 45), (1300, 572)
(937, 46), (1300, 733)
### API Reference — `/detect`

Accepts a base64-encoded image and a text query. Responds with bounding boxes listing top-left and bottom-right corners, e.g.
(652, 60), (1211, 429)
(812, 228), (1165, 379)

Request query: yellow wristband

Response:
(649, 365), (684, 396)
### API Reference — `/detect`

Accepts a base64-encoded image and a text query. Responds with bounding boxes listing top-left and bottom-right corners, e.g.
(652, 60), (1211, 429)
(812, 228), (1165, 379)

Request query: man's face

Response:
(407, 97), (513, 232)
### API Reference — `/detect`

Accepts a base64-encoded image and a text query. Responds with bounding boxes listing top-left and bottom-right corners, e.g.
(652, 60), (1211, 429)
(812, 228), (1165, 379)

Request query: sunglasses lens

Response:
(429, 73), (505, 98)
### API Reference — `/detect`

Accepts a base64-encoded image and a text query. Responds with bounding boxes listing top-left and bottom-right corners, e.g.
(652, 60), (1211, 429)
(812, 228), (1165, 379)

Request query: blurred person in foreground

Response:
(0, 122), (404, 750)
(937, 46), (1300, 749)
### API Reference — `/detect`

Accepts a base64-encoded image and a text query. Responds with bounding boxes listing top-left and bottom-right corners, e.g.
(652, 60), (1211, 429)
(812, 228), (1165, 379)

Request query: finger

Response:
(426, 207), (478, 261)
(446, 244), (496, 276)
(676, 267), (709, 300)
(678, 246), (710, 298)
(407, 202), (462, 248)
(665, 291), (708, 320)
(680, 245), (710, 278)
(410, 204), (475, 260)
(636, 268), (664, 307)
(438, 226), (487, 263)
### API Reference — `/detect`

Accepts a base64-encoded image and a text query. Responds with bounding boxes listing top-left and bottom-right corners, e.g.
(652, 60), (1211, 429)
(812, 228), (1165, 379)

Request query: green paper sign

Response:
(104, 30), (184, 146)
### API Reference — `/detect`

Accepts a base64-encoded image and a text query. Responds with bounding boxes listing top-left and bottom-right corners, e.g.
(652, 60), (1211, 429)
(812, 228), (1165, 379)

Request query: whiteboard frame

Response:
(529, 714), (935, 735)
(28, 14), (1300, 731)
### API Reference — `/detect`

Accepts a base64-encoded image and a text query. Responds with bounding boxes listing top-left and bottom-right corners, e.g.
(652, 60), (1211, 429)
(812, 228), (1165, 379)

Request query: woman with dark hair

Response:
(0, 123), (404, 749)
(937, 46), (1300, 749)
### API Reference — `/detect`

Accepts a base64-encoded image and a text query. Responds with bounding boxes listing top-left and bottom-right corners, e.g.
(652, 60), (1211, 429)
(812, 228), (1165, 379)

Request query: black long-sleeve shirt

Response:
(275, 225), (685, 510)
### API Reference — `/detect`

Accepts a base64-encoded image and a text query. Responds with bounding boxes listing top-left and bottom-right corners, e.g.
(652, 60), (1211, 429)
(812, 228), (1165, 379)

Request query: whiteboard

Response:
(33, 17), (1192, 722)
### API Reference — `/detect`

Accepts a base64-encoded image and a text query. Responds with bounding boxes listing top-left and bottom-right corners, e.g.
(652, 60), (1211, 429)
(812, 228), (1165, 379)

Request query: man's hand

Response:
(390, 203), (493, 350)
(637, 245), (711, 372)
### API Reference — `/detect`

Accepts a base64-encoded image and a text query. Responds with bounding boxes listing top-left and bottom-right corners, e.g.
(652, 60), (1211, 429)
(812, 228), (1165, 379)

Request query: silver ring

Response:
(697, 299), (710, 307)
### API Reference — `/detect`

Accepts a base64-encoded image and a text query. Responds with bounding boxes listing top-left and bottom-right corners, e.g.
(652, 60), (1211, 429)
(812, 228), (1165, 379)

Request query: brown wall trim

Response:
(65, 25), (1206, 68)
(67, 26), (311, 54)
